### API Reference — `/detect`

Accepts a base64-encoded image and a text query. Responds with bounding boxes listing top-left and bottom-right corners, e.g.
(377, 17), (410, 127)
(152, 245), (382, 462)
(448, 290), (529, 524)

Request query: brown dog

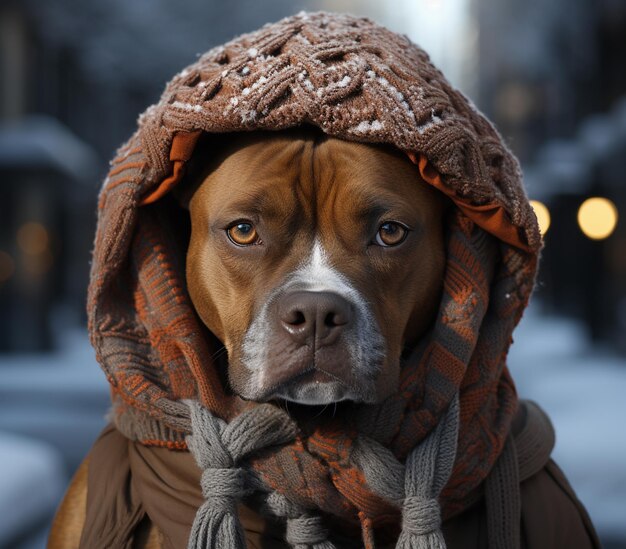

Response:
(49, 128), (447, 547)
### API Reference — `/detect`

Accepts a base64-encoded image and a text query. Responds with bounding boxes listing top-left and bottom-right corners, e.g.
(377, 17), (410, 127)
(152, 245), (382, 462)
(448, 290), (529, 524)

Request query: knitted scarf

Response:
(88, 11), (542, 548)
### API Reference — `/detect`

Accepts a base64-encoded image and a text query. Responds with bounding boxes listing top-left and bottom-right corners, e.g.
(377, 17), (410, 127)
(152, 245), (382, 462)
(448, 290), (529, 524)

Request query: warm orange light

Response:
(577, 197), (618, 240)
(0, 250), (15, 283)
(17, 222), (49, 255)
(529, 200), (551, 236)
(22, 249), (54, 276)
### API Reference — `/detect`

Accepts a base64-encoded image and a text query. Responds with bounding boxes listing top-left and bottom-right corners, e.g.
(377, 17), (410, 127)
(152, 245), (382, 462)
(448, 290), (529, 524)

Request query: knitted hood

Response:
(88, 11), (542, 548)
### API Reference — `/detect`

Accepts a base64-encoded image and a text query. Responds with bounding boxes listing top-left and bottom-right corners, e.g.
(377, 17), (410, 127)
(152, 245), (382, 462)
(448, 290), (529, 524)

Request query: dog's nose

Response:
(278, 291), (353, 347)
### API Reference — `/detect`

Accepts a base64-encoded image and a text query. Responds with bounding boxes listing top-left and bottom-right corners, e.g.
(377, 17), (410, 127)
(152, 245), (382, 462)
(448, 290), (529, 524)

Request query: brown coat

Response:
(48, 401), (600, 549)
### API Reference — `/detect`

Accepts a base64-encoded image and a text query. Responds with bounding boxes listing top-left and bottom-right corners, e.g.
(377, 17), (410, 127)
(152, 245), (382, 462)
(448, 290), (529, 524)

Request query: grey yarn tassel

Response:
(263, 491), (337, 549)
(185, 401), (298, 549)
(396, 395), (460, 549)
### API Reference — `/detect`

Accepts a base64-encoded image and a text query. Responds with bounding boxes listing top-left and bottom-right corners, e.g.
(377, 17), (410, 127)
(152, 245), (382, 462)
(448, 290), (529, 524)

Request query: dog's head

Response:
(181, 128), (447, 406)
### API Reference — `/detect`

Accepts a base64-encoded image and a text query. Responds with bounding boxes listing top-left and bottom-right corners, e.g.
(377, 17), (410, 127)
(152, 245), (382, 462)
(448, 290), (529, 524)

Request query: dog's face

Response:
(185, 129), (446, 405)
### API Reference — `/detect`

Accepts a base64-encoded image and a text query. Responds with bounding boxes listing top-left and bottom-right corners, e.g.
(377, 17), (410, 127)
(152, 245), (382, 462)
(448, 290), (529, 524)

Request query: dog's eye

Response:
(227, 222), (260, 246)
(375, 222), (409, 247)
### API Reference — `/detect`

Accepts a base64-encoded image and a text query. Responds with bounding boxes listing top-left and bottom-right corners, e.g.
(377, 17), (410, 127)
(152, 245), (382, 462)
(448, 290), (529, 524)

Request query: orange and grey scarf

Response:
(87, 11), (542, 548)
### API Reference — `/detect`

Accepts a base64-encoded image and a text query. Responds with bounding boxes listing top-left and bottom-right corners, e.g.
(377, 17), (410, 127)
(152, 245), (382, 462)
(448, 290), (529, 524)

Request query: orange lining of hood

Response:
(140, 131), (532, 253)
(406, 151), (533, 253)
(140, 130), (202, 205)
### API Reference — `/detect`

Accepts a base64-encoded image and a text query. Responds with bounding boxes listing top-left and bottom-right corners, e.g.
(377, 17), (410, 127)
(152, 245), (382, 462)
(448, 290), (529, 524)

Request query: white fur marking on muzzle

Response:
(240, 240), (385, 402)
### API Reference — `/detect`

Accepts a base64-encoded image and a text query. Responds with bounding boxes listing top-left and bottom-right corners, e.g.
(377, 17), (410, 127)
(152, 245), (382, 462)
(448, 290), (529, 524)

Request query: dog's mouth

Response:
(270, 395), (358, 425)
(257, 368), (355, 406)
(235, 344), (384, 406)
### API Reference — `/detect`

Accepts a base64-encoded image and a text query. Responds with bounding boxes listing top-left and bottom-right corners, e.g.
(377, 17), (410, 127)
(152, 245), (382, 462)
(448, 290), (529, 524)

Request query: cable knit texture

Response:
(86, 11), (543, 548)
(397, 396), (459, 548)
(185, 402), (298, 548)
(263, 492), (336, 549)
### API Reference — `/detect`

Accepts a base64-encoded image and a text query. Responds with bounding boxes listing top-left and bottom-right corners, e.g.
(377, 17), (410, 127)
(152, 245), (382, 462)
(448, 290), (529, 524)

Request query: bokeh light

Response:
(577, 197), (618, 240)
(22, 249), (54, 276)
(529, 200), (551, 236)
(0, 250), (15, 283)
(16, 222), (49, 255)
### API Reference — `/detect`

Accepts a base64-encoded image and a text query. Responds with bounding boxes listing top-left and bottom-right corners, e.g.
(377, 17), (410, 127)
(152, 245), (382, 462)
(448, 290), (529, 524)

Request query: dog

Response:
(183, 128), (447, 406)
(48, 127), (448, 547)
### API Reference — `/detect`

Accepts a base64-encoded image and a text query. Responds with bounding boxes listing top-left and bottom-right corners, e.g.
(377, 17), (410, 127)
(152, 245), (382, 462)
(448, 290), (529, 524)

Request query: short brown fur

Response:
(186, 129), (446, 402)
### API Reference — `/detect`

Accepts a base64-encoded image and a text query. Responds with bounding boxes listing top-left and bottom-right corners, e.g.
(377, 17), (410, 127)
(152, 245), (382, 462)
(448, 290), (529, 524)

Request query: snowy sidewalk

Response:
(0, 432), (65, 548)
(0, 326), (109, 472)
(0, 325), (109, 547)
(508, 302), (626, 542)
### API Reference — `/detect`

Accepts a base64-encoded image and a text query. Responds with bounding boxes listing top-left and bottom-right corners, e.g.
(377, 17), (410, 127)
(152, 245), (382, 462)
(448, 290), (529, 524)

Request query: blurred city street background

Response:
(1, 0), (625, 547)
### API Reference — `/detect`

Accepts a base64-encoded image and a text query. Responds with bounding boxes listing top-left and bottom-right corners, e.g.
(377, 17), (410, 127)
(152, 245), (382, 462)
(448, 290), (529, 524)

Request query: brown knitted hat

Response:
(88, 11), (542, 548)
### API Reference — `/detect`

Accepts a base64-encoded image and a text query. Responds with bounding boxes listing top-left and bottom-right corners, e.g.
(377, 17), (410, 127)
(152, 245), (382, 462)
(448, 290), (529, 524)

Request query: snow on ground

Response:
(0, 432), (65, 548)
(0, 324), (109, 473)
(509, 301), (626, 541)
(0, 323), (109, 548)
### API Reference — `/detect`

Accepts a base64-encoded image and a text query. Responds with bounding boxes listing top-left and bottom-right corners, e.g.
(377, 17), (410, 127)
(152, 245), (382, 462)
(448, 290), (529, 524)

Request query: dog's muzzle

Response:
(239, 284), (386, 405)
